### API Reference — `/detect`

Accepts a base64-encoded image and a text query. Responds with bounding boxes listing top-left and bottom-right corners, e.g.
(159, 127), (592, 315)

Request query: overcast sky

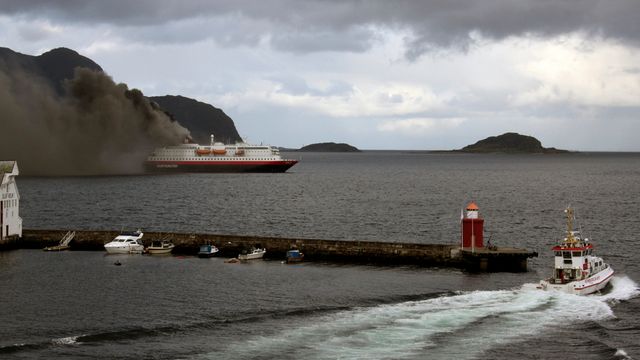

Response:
(1, 0), (639, 150)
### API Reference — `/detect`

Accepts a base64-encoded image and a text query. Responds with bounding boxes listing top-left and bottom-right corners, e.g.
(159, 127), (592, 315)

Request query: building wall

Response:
(1, 175), (22, 239)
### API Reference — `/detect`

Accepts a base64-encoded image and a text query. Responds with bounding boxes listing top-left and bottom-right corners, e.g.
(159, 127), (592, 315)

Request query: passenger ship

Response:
(538, 207), (614, 295)
(144, 136), (298, 173)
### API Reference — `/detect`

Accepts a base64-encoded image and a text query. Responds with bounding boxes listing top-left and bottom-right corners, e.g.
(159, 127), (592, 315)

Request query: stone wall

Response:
(19, 229), (536, 271)
(21, 229), (459, 266)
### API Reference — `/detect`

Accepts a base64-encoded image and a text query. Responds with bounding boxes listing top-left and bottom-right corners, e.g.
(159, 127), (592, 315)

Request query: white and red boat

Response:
(144, 135), (298, 173)
(538, 207), (614, 295)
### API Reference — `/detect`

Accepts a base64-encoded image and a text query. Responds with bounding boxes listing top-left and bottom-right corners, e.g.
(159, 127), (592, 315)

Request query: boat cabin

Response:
(113, 238), (143, 246)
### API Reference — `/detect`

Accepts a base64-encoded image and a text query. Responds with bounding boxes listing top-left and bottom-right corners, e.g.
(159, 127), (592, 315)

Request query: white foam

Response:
(215, 276), (639, 360)
(594, 275), (640, 303)
(51, 336), (80, 346)
(614, 349), (631, 359)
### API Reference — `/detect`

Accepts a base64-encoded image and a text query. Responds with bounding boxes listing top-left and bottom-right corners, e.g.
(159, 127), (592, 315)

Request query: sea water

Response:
(1, 151), (639, 359)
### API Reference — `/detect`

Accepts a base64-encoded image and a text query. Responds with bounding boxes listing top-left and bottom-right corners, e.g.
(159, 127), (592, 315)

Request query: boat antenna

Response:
(573, 207), (586, 241)
(210, 134), (214, 146)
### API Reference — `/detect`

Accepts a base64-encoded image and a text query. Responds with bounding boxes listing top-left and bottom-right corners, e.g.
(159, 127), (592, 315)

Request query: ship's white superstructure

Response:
(145, 135), (297, 173)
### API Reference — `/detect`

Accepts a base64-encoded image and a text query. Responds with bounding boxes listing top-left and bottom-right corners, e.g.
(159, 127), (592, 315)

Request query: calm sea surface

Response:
(1, 151), (639, 359)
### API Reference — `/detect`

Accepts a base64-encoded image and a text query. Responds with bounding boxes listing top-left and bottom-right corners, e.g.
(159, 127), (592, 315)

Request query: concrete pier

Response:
(18, 229), (537, 271)
(459, 248), (538, 272)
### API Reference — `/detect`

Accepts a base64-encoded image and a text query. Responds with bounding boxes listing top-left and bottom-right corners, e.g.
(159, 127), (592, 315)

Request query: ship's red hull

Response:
(144, 160), (298, 173)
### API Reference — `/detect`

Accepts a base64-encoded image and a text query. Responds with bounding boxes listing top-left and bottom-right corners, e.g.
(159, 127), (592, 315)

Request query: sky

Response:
(1, 0), (639, 151)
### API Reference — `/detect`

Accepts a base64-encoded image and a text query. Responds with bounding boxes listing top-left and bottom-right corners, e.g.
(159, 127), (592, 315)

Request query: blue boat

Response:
(286, 249), (304, 263)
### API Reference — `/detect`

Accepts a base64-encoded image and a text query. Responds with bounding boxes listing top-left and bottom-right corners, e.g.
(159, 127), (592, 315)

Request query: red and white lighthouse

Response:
(461, 202), (484, 250)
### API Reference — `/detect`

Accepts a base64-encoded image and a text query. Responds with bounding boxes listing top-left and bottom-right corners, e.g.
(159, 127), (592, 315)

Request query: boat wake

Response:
(2, 277), (636, 359)
(209, 276), (639, 360)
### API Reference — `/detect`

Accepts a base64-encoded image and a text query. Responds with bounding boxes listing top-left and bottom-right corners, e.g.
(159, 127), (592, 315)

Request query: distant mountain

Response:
(459, 132), (568, 153)
(299, 142), (360, 152)
(150, 95), (241, 144)
(0, 47), (102, 94)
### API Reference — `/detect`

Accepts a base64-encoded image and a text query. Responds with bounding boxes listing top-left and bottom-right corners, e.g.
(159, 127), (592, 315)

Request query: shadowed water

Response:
(2, 151), (639, 359)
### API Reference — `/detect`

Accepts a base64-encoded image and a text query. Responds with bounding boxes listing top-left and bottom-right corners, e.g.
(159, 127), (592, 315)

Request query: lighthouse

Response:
(461, 202), (484, 250)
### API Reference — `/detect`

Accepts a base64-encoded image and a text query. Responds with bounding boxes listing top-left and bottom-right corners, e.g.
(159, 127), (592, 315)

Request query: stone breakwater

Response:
(19, 229), (537, 271)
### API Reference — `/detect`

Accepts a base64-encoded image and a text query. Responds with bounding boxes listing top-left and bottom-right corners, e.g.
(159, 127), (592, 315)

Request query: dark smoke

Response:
(0, 67), (190, 175)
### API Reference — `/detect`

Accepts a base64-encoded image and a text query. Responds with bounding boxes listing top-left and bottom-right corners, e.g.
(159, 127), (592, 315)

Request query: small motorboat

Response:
(104, 230), (144, 254)
(286, 249), (304, 263)
(538, 207), (614, 295)
(146, 240), (175, 255)
(198, 244), (219, 258)
(238, 247), (266, 261)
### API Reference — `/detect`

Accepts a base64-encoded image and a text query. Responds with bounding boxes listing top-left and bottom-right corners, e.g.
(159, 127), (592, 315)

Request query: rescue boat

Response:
(538, 207), (614, 295)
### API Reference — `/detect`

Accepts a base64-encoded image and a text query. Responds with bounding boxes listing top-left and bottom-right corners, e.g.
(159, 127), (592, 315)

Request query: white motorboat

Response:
(146, 240), (175, 255)
(104, 230), (144, 254)
(538, 207), (614, 295)
(238, 247), (266, 261)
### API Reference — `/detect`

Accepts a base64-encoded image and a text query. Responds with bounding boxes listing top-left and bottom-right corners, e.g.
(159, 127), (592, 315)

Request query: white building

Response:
(1, 161), (22, 240)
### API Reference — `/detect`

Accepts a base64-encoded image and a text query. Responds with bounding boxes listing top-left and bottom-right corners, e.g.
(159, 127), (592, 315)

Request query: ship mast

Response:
(565, 207), (577, 246)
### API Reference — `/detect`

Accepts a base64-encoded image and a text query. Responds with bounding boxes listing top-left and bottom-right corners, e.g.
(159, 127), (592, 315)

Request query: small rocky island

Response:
(298, 142), (360, 152)
(459, 132), (569, 154)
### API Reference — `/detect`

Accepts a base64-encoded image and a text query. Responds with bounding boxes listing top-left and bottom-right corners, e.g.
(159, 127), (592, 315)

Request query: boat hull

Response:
(539, 267), (614, 295)
(43, 245), (70, 251)
(147, 247), (174, 255)
(198, 252), (217, 258)
(144, 160), (298, 173)
(238, 251), (265, 261)
(104, 245), (144, 254)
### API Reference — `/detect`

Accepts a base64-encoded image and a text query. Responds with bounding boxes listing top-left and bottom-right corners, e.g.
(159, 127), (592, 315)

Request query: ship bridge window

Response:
(554, 251), (561, 256)
(562, 251), (571, 259)
(572, 251), (582, 257)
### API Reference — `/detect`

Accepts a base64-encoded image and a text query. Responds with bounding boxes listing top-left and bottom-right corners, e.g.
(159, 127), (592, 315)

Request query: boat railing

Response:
(60, 231), (75, 247)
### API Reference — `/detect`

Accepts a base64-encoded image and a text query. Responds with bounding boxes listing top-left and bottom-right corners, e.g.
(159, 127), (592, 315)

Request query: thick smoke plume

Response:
(0, 67), (190, 175)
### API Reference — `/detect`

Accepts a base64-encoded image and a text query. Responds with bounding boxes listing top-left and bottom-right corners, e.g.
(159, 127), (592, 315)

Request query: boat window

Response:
(554, 251), (561, 256)
(562, 251), (571, 259)
(572, 251), (582, 257)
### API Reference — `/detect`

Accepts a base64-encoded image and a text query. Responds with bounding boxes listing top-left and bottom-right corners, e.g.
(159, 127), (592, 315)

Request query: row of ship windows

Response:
(157, 158), (276, 161)
(555, 250), (593, 257)
(161, 153), (271, 156)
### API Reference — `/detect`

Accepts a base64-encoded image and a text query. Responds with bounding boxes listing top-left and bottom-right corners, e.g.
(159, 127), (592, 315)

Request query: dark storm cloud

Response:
(1, 0), (639, 57)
